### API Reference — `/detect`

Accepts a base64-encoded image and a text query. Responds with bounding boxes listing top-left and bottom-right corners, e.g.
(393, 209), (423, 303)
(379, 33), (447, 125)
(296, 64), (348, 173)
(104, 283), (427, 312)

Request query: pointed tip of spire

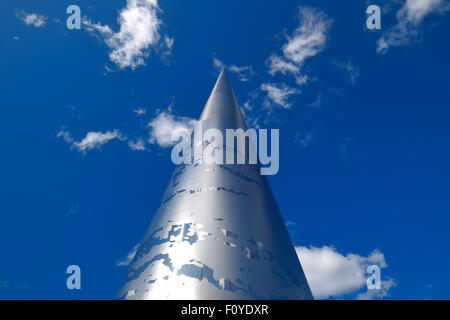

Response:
(215, 67), (229, 87)
(219, 67), (227, 76)
(199, 69), (247, 129)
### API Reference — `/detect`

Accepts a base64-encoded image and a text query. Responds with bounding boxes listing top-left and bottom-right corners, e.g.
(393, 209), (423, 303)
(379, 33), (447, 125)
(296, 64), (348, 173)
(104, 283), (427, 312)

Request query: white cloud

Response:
(377, 0), (450, 53)
(334, 60), (360, 86)
(240, 90), (263, 127)
(83, 20), (113, 36)
(261, 83), (300, 109)
(213, 56), (225, 70)
(296, 245), (394, 299)
(133, 108), (147, 115)
(13, 36), (19, 40)
(83, 0), (167, 69)
(307, 93), (323, 109)
(164, 36), (174, 53)
(242, 101), (252, 111)
(295, 131), (314, 147)
(213, 56), (255, 82)
(74, 130), (123, 152)
(400, 0), (447, 23)
(58, 129), (124, 153)
(356, 278), (397, 300)
(116, 243), (140, 267)
(267, 7), (332, 84)
(20, 12), (47, 28)
(128, 139), (147, 151)
(267, 55), (299, 76)
(239, 7), (331, 125)
(147, 111), (195, 148)
(58, 106), (194, 154)
(59, 128), (152, 153)
(228, 65), (256, 82)
(57, 129), (74, 144)
(240, 104), (261, 129)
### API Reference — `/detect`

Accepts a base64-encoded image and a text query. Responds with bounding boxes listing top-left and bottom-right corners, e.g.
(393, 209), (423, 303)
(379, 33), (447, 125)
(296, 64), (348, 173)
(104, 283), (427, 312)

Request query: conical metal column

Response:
(118, 70), (313, 300)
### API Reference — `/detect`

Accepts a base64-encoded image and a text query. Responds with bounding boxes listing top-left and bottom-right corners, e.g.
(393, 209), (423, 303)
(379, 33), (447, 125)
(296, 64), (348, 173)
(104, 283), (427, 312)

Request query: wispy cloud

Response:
(133, 108), (147, 115)
(295, 131), (314, 147)
(59, 105), (194, 153)
(356, 278), (397, 300)
(296, 245), (395, 299)
(377, 0), (450, 53)
(19, 12), (47, 28)
(241, 82), (300, 126)
(267, 6), (332, 85)
(307, 93), (323, 109)
(65, 203), (80, 218)
(228, 65), (256, 82)
(333, 60), (360, 86)
(261, 83), (300, 110)
(212, 56), (225, 70)
(267, 55), (299, 77)
(116, 244), (140, 267)
(233, 6), (333, 126)
(213, 56), (256, 82)
(58, 128), (124, 153)
(239, 101), (261, 129)
(128, 139), (147, 151)
(162, 36), (174, 57)
(147, 111), (195, 148)
(83, 0), (170, 69)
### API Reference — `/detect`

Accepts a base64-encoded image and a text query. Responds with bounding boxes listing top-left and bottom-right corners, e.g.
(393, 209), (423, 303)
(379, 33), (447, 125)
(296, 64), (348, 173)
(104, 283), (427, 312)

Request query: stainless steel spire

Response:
(118, 69), (313, 300)
(199, 69), (247, 130)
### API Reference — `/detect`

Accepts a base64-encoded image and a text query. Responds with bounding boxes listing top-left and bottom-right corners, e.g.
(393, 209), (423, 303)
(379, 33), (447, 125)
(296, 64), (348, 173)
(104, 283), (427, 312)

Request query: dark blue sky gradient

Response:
(0, 0), (449, 299)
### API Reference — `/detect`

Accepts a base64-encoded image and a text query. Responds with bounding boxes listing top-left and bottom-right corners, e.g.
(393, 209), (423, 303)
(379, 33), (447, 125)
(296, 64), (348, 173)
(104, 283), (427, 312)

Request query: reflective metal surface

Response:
(118, 70), (313, 300)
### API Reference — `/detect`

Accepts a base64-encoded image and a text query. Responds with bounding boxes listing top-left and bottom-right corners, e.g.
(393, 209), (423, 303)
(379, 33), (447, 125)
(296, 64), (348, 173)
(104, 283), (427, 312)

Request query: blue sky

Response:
(1, 0), (449, 299)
